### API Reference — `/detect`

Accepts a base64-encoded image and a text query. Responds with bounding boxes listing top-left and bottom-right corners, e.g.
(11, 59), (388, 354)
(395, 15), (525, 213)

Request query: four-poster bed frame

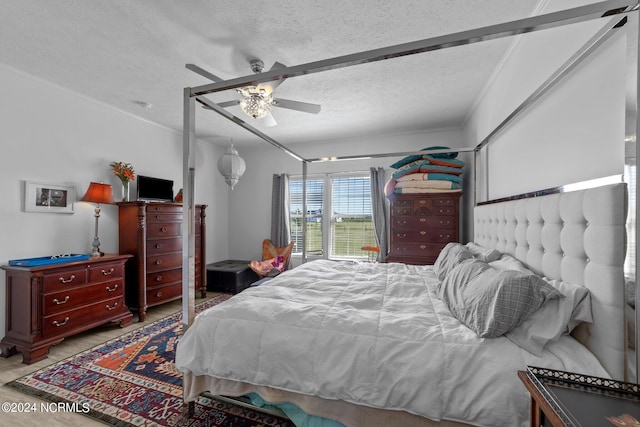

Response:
(181, 0), (640, 388)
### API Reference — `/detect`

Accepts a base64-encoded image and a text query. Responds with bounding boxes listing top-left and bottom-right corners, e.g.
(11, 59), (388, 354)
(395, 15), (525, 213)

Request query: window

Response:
(289, 174), (377, 259)
(290, 178), (324, 256)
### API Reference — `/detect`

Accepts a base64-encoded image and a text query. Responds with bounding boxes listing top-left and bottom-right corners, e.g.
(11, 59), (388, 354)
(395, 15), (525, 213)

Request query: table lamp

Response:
(81, 182), (115, 257)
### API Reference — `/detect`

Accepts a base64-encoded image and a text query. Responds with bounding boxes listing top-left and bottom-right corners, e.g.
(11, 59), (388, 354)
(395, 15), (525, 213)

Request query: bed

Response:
(176, 181), (628, 427)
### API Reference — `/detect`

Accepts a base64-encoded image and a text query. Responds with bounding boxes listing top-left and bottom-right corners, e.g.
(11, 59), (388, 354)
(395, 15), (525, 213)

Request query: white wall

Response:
(227, 128), (467, 261)
(464, 5), (626, 202)
(0, 64), (229, 336)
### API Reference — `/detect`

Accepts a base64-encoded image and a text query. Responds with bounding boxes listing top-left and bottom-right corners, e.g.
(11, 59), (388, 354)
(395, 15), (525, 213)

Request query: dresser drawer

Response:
(390, 242), (446, 258)
(146, 212), (182, 223)
(147, 222), (182, 238)
(392, 207), (414, 217)
(42, 295), (125, 337)
(147, 237), (182, 255)
(392, 216), (457, 230)
(430, 206), (456, 216)
(392, 198), (413, 208)
(146, 204), (182, 216)
(392, 229), (456, 243)
(146, 282), (181, 305)
(88, 263), (124, 282)
(146, 252), (182, 273)
(146, 267), (181, 286)
(43, 268), (88, 293)
(43, 279), (124, 316)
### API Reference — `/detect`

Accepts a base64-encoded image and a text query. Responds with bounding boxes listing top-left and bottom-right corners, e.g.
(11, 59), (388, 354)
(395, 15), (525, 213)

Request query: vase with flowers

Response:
(110, 161), (135, 202)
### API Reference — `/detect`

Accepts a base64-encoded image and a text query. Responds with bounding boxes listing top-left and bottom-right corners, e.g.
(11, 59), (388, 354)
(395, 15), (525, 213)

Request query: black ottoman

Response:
(206, 260), (259, 294)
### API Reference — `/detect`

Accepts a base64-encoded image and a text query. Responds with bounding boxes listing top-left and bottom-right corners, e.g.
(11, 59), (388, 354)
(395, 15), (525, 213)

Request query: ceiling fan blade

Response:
(201, 100), (239, 110)
(186, 64), (224, 82)
(217, 100), (240, 108)
(257, 61), (288, 94)
(273, 98), (321, 114)
(263, 114), (278, 127)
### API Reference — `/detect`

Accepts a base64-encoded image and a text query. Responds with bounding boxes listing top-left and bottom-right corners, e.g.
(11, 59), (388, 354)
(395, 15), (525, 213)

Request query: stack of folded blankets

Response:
(385, 146), (464, 195)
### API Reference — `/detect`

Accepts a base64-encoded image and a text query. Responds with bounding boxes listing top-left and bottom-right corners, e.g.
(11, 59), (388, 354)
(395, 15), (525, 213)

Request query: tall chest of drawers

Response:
(387, 193), (461, 265)
(118, 201), (207, 321)
(0, 254), (133, 364)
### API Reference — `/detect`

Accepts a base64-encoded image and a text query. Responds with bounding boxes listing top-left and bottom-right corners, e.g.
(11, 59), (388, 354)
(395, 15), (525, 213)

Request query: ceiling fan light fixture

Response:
(237, 86), (273, 119)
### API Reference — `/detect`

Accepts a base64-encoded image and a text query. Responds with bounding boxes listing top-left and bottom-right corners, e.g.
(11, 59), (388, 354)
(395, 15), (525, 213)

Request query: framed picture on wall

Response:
(24, 181), (75, 214)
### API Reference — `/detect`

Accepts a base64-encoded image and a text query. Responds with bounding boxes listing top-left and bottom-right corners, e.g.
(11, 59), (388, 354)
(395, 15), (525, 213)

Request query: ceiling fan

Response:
(189, 59), (321, 127)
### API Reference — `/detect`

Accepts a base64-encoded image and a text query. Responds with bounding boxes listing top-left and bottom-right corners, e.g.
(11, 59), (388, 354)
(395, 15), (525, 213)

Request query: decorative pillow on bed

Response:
(433, 242), (474, 283)
(465, 242), (502, 263)
(439, 259), (563, 338)
(504, 279), (592, 356)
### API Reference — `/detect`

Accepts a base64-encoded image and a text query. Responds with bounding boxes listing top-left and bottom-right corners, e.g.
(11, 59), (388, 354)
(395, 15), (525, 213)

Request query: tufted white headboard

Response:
(474, 183), (628, 380)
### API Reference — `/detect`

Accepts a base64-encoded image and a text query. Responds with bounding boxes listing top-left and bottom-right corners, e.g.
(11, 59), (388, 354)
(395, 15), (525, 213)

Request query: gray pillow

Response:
(440, 260), (563, 338)
(433, 242), (474, 282)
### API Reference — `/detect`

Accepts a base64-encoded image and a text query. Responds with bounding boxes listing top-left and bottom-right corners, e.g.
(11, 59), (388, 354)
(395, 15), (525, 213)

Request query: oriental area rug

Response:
(6, 294), (295, 427)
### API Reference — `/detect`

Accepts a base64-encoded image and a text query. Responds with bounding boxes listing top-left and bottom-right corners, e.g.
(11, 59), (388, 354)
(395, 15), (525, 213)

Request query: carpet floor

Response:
(5, 294), (295, 427)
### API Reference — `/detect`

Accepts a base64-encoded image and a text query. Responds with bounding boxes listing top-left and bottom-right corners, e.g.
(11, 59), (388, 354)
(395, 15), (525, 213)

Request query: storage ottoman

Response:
(206, 260), (259, 294)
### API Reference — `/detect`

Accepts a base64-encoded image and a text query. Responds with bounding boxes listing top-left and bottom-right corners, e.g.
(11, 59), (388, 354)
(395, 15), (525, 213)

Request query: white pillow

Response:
(505, 279), (592, 356)
(465, 242), (502, 263)
(489, 254), (533, 274)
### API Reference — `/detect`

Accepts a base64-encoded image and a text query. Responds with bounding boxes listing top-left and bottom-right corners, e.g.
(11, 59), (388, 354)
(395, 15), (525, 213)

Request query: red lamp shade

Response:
(81, 182), (115, 205)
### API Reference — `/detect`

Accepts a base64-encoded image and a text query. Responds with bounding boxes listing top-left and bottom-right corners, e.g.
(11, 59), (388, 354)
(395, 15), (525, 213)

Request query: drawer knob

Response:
(53, 296), (70, 305)
(155, 243), (163, 249)
(155, 259), (163, 265)
(52, 317), (70, 327)
(420, 218), (426, 223)
(161, 226), (168, 232)
(156, 291), (163, 297)
(419, 245), (426, 249)
(106, 284), (119, 292)
(420, 231), (426, 235)
(106, 303), (119, 311)
(58, 275), (75, 284)
(101, 268), (115, 276)
(156, 275), (163, 282)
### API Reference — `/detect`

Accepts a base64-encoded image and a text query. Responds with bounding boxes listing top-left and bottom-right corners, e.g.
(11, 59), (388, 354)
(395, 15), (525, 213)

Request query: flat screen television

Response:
(136, 175), (174, 202)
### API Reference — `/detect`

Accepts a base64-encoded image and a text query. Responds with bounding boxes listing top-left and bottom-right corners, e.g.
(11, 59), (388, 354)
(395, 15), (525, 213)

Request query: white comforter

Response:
(176, 260), (609, 427)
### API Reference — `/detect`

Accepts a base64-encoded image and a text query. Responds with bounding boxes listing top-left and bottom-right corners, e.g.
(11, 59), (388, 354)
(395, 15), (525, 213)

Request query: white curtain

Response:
(271, 173), (291, 248)
(370, 167), (388, 262)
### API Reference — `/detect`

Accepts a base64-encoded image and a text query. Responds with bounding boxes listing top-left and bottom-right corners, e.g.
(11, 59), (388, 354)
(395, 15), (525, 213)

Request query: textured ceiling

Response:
(0, 0), (542, 148)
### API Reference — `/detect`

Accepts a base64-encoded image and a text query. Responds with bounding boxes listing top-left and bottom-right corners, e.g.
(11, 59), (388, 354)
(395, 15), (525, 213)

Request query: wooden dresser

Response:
(387, 192), (461, 265)
(0, 254), (133, 364)
(118, 201), (206, 321)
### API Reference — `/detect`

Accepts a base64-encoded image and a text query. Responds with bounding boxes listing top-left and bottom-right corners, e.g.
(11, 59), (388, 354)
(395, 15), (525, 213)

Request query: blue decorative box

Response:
(8, 254), (90, 267)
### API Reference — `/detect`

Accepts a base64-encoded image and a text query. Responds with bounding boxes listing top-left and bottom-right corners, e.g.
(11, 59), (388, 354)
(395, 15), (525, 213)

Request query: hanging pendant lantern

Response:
(217, 144), (246, 190)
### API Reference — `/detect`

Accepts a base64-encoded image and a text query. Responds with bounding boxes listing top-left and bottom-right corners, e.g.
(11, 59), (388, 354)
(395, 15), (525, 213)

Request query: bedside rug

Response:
(6, 294), (294, 427)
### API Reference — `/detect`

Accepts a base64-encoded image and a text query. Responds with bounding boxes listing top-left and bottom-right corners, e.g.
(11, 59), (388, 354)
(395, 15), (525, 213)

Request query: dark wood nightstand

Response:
(518, 367), (640, 427)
